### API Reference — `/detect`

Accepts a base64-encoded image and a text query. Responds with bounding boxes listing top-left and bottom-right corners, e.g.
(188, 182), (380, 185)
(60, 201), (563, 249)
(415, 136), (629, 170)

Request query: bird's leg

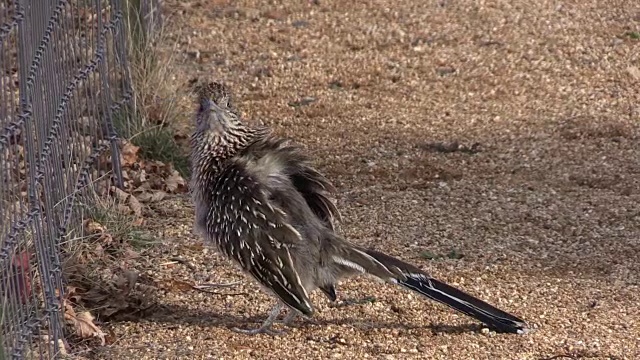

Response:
(232, 302), (285, 335)
(276, 308), (320, 327)
(280, 310), (298, 326)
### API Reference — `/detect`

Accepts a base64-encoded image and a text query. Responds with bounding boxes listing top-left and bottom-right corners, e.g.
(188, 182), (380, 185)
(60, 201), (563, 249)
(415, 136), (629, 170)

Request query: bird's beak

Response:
(209, 99), (228, 117)
(207, 99), (237, 128)
(207, 99), (220, 110)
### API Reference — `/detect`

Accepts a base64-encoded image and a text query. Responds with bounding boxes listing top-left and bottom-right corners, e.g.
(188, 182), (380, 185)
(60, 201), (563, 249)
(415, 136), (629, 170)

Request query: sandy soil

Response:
(88, 0), (640, 359)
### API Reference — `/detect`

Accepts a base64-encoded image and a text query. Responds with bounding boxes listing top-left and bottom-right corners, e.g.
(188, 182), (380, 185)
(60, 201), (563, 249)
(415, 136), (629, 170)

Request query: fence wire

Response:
(0, 0), (138, 358)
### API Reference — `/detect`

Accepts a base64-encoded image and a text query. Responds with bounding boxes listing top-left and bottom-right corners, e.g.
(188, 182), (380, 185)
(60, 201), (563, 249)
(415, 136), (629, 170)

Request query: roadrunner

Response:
(189, 81), (529, 335)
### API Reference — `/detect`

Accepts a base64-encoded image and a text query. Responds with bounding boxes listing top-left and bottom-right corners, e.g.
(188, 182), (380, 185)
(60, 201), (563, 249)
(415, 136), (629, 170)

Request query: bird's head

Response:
(190, 80), (267, 168)
(193, 81), (242, 136)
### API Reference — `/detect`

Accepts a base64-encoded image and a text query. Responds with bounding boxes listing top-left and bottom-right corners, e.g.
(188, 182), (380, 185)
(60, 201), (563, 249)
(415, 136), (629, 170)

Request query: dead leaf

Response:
(9, 251), (32, 304)
(67, 286), (78, 295)
(114, 270), (139, 296)
(136, 190), (167, 203)
(99, 232), (114, 246)
(57, 339), (68, 355)
(116, 204), (132, 215)
(80, 288), (110, 305)
(84, 221), (114, 245)
(63, 299), (75, 318)
(75, 311), (106, 344)
(165, 170), (186, 192)
(84, 220), (105, 234)
(62, 299), (106, 345)
(36, 336), (69, 356)
(146, 160), (166, 174)
(94, 243), (105, 258)
(121, 140), (140, 167)
(131, 168), (147, 185)
(65, 286), (83, 303)
(133, 183), (151, 193)
(150, 190), (167, 202)
(128, 194), (142, 217)
(104, 328), (117, 345)
(111, 186), (130, 203)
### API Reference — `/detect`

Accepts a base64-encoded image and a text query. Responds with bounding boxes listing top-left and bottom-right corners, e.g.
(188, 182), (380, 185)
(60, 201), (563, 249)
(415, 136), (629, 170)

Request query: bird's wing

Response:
(242, 136), (341, 231)
(209, 159), (314, 316)
(290, 161), (341, 231)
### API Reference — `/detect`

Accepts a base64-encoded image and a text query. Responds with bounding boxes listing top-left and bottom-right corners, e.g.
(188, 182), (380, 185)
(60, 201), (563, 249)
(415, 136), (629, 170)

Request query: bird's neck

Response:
(190, 125), (269, 175)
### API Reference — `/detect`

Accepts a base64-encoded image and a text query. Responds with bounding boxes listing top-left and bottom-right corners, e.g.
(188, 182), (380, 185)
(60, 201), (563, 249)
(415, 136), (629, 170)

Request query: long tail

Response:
(335, 246), (528, 334)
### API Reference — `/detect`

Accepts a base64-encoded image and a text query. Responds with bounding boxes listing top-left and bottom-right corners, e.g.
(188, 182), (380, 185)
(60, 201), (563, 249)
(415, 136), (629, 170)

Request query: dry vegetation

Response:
(65, 0), (640, 359)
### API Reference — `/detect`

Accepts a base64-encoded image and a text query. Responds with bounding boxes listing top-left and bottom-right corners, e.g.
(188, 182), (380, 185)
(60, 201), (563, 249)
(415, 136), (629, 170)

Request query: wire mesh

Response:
(0, 0), (135, 358)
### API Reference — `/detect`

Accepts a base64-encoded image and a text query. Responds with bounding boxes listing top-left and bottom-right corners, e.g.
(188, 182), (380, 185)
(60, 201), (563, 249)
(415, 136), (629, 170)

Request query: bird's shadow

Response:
(135, 302), (485, 336)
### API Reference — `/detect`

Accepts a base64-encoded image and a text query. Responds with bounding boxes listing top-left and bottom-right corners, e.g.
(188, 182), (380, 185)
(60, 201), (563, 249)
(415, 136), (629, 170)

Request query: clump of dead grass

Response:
(77, 190), (157, 250)
(116, 0), (189, 177)
(60, 185), (159, 350)
(63, 185), (154, 288)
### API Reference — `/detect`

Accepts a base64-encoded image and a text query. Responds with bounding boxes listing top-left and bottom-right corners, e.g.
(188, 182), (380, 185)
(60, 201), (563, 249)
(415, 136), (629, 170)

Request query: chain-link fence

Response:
(0, 0), (154, 357)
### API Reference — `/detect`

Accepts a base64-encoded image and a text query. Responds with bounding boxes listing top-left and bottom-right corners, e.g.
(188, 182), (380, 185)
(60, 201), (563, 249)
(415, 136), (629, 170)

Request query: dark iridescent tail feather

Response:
(398, 275), (527, 333)
(357, 248), (528, 334)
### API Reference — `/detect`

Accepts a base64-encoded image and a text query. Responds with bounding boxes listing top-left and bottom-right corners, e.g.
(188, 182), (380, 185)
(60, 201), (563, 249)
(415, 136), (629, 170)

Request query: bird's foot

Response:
(231, 326), (286, 336)
(275, 311), (298, 326)
(232, 302), (287, 335)
(276, 310), (321, 328)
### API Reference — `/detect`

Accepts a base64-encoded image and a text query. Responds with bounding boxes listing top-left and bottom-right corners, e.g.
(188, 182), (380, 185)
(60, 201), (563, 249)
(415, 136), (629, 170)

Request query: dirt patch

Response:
(82, 0), (640, 359)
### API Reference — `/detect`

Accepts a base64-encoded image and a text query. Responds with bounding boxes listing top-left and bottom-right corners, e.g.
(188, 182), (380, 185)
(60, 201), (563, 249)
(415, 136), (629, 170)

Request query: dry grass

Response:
(115, 0), (190, 176)
(83, 0), (640, 359)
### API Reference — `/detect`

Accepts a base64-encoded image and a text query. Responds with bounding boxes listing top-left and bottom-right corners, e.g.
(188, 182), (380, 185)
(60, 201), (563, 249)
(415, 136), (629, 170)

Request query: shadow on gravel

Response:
(143, 303), (486, 335)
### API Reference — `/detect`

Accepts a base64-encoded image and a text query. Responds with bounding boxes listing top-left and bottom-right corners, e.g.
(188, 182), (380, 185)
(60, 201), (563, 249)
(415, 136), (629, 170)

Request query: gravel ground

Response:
(90, 0), (639, 359)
